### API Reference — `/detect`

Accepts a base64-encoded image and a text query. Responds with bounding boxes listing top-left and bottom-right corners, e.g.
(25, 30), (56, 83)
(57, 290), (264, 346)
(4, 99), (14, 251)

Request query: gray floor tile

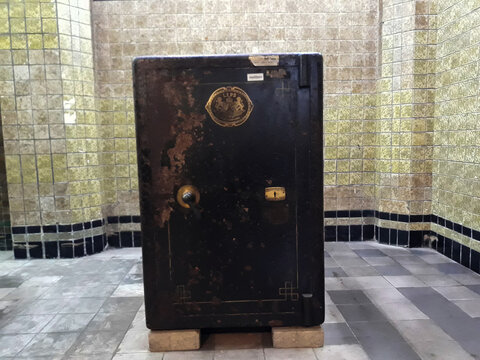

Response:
(128, 262), (143, 274)
(324, 258), (338, 267)
(453, 299), (480, 317)
(420, 254), (454, 264)
(402, 264), (444, 275)
(1, 243), (479, 360)
(467, 284), (480, 295)
(336, 304), (387, 322)
(416, 274), (460, 287)
(113, 354), (164, 360)
(111, 284), (144, 297)
(459, 338), (480, 359)
(19, 276), (63, 288)
(15, 355), (63, 360)
(313, 344), (369, 360)
(433, 286), (480, 300)
(353, 249), (387, 257)
(41, 313), (95, 333)
(364, 287), (407, 304)
(163, 351), (214, 360)
(0, 288), (14, 299)
(3, 286), (50, 300)
(400, 287), (480, 343)
(343, 266), (380, 277)
(59, 297), (106, 314)
(393, 255), (427, 265)
(0, 314), (54, 334)
(0, 300), (14, 311)
(324, 304), (346, 323)
(375, 301), (428, 320)
(324, 277), (350, 291)
(328, 290), (372, 305)
(18, 332), (79, 357)
(214, 349), (265, 360)
(410, 249), (436, 256)
(374, 265), (411, 276)
(0, 334), (35, 357)
(86, 311), (137, 332)
(378, 247), (412, 257)
(41, 284), (117, 299)
(433, 263), (472, 274)
(121, 273), (143, 284)
(66, 355), (115, 360)
(117, 328), (149, 353)
(448, 273), (480, 285)
(15, 298), (67, 315)
(99, 297), (144, 313)
(360, 339), (421, 360)
(349, 320), (406, 341)
(323, 323), (358, 345)
(324, 292), (334, 305)
(392, 319), (453, 343)
(410, 340), (476, 360)
(264, 348), (317, 360)
(0, 275), (26, 288)
(129, 311), (147, 330)
(70, 331), (126, 355)
(384, 275), (427, 288)
(363, 256), (397, 266)
(331, 256), (369, 267)
(340, 276), (393, 290)
(56, 275), (103, 287)
(348, 242), (375, 249)
(324, 267), (348, 278)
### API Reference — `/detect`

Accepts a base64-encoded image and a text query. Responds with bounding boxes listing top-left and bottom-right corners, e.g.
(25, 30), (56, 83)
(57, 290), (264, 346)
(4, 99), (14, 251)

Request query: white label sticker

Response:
(247, 73), (264, 82)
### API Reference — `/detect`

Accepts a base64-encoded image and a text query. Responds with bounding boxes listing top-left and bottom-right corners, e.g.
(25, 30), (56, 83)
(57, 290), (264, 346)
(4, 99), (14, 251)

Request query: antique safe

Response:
(133, 54), (324, 331)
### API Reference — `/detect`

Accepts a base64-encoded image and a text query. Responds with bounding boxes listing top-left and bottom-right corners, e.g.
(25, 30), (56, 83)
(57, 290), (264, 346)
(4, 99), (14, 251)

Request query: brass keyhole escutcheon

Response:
(265, 187), (286, 201)
(177, 185), (200, 209)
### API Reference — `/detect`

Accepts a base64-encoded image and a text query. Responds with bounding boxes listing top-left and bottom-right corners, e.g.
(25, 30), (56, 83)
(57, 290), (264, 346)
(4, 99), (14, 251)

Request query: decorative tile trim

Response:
(324, 210), (429, 223)
(430, 231), (480, 275)
(0, 233), (12, 251)
(11, 216), (142, 259)
(324, 210), (430, 247)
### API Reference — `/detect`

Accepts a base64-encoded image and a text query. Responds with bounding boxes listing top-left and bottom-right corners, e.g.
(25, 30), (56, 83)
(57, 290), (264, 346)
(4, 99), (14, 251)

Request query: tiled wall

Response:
(91, 0), (380, 221)
(0, 0), (110, 257)
(366, 0), (436, 247)
(430, 0), (480, 266)
(0, 0), (381, 257)
(0, 0), (479, 272)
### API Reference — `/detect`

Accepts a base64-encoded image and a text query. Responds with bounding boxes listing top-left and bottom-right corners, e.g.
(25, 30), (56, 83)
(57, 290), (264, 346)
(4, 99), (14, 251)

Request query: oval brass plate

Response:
(205, 86), (254, 127)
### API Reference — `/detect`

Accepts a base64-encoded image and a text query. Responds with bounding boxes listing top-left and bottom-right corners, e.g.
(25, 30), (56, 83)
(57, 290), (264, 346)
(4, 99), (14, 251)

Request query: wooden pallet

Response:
(149, 326), (324, 352)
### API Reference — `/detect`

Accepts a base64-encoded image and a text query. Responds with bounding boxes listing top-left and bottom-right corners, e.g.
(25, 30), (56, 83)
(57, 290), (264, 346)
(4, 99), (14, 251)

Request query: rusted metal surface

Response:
(133, 54), (324, 330)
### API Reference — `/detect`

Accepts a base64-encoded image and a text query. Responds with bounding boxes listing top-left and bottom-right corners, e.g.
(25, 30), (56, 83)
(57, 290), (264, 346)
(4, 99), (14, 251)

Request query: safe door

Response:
(133, 54), (324, 330)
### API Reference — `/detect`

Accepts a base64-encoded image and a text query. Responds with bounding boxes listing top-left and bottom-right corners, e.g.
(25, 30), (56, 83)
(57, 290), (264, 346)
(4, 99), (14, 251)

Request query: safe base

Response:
(149, 329), (201, 352)
(148, 326), (324, 352)
(272, 326), (324, 348)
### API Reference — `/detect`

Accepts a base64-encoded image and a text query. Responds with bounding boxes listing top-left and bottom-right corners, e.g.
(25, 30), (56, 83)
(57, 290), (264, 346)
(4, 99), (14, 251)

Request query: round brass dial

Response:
(176, 185), (200, 209)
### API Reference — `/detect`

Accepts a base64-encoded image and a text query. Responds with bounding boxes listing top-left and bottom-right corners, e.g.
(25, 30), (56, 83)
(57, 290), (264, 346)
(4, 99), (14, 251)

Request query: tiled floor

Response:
(1, 242), (480, 359)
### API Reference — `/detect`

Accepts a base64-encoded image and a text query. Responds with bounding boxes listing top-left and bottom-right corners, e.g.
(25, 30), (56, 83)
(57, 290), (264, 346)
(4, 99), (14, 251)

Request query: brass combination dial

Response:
(177, 185), (200, 209)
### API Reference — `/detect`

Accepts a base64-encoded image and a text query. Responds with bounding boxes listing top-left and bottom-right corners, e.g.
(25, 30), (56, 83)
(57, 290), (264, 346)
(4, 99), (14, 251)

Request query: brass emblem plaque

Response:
(205, 86), (254, 127)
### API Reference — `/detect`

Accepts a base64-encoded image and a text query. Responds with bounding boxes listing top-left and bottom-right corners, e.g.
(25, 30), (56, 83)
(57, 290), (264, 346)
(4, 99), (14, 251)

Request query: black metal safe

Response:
(133, 54), (324, 331)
